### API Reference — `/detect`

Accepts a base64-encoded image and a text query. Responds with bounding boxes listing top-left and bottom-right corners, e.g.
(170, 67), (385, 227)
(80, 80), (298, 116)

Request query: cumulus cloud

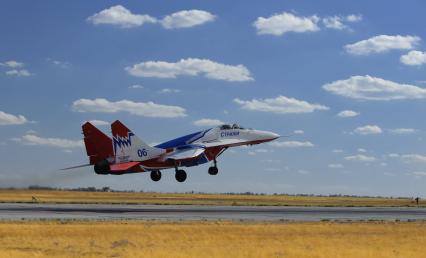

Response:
(125, 58), (253, 82)
(72, 98), (186, 118)
(87, 6), (215, 30)
(161, 10), (215, 29)
(0, 60), (24, 68)
(293, 130), (304, 134)
(14, 134), (83, 148)
(234, 95), (328, 114)
(323, 75), (426, 101)
(322, 14), (362, 30)
(402, 154), (426, 163)
(388, 128), (417, 134)
(354, 125), (382, 135)
(346, 14), (363, 22)
(5, 69), (32, 77)
(400, 50), (426, 66)
(345, 35), (420, 55)
(87, 5), (157, 28)
(337, 110), (359, 118)
(0, 111), (28, 125)
(193, 118), (224, 127)
(269, 141), (314, 148)
(253, 12), (320, 36)
(87, 120), (109, 126)
(344, 154), (376, 162)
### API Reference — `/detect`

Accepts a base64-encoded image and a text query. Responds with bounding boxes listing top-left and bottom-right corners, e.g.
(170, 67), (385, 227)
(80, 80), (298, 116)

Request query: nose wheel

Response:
(175, 169), (187, 182)
(150, 170), (162, 181)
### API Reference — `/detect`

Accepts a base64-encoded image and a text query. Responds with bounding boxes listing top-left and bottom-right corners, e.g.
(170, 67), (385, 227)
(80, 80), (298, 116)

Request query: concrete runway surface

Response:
(1, 203), (426, 221)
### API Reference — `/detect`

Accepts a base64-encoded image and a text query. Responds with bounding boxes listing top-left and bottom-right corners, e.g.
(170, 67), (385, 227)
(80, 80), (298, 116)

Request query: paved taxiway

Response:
(0, 203), (426, 221)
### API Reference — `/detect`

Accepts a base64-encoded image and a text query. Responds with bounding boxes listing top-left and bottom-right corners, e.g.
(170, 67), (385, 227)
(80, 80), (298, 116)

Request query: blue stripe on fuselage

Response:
(155, 129), (211, 149)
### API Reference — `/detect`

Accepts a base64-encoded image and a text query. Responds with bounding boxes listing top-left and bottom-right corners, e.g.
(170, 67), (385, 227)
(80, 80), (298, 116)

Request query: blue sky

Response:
(1, 0), (426, 196)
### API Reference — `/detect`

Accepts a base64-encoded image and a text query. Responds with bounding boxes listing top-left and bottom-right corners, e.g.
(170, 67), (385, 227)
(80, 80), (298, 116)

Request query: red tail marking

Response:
(82, 122), (113, 165)
(111, 120), (131, 138)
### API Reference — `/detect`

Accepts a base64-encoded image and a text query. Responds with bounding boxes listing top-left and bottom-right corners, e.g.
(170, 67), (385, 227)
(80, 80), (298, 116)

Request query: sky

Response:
(1, 0), (426, 196)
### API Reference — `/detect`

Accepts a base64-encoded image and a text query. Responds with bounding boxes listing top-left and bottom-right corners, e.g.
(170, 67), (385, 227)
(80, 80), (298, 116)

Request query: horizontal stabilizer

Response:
(110, 161), (140, 171)
(165, 146), (205, 161)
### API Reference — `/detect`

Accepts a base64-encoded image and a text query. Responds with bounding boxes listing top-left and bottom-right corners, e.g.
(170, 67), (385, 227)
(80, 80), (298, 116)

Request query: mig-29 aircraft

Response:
(73, 120), (279, 182)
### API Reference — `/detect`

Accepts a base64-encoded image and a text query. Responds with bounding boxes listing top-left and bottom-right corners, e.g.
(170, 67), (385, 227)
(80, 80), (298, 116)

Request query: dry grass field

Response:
(0, 189), (422, 207)
(0, 220), (425, 258)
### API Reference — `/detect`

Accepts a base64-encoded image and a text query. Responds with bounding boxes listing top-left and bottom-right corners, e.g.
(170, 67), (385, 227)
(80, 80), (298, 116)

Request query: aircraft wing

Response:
(199, 138), (247, 148)
(164, 146), (205, 161)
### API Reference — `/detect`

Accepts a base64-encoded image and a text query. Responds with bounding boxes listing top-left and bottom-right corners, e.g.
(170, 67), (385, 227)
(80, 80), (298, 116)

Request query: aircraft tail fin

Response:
(111, 120), (165, 163)
(82, 122), (114, 165)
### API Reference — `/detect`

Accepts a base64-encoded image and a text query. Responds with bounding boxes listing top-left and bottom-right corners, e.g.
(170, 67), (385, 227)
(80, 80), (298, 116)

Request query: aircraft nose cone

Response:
(254, 130), (280, 141)
(265, 131), (280, 140)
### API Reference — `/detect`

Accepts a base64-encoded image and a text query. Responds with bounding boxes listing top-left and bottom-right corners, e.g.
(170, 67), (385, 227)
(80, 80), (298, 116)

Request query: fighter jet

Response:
(77, 120), (279, 182)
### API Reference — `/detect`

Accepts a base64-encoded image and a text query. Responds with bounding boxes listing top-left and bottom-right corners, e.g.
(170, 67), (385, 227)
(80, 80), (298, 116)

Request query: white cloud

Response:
(412, 171), (426, 177)
(322, 16), (346, 30)
(159, 88), (181, 94)
(193, 118), (224, 127)
(344, 154), (376, 162)
(293, 130), (304, 134)
(346, 14), (363, 22)
(129, 84), (143, 89)
(269, 141), (314, 148)
(0, 60), (24, 68)
(253, 12), (320, 36)
(0, 111), (28, 125)
(234, 95), (328, 114)
(401, 154), (426, 163)
(332, 149), (344, 153)
(388, 153), (400, 158)
(297, 169), (310, 175)
(72, 98), (186, 118)
(87, 120), (109, 126)
(323, 75), (426, 101)
(5, 69), (31, 77)
(161, 10), (215, 29)
(125, 58), (253, 82)
(328, 163), (344, 169)
(15, 134), (83, 148)
(358, 148), (367, 153)
(400, 50), (426, 66)
(87, 5), (157, 28)
(344, 35), (420, 55)
(337, 110), (359, 118)
(388, 128), (417, 134)
(354, 125), (382, 135)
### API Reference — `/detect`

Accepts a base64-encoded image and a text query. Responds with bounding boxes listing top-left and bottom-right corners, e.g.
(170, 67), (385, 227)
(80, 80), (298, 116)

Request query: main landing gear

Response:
(208, 159), (219, 175)
(150, 170), (162, 182)
(175, 168), (187, 182)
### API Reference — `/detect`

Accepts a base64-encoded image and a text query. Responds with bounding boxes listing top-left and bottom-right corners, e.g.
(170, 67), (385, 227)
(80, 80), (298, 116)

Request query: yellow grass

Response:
(0, 189), (422, 207)
(0, 220), (425, 258)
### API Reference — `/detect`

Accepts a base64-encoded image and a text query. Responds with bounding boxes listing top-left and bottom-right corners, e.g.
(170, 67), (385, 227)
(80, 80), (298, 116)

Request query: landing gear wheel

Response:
(208, 166), (218, 175)
(150, 170), (162, 182)
(175, 169), (187, 182)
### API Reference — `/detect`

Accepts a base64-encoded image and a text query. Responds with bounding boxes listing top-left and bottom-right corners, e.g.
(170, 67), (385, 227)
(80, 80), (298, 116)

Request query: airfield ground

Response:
(0, 189), (423, 207)
(0, 220), (425, 258)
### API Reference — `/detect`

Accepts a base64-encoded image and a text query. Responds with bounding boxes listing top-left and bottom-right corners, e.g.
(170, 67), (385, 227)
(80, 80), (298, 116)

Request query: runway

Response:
(1, 203), (426, 221)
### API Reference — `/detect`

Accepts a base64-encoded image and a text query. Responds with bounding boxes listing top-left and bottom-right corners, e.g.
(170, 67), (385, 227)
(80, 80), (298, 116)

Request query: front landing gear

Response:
(208, 159), (219, 175)
(150, 170), (162, 182)
(175, 169), (187, 182)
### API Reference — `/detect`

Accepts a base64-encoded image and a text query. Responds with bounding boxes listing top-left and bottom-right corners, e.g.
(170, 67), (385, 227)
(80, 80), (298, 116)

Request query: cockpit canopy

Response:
(219, 124), (245, 130)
